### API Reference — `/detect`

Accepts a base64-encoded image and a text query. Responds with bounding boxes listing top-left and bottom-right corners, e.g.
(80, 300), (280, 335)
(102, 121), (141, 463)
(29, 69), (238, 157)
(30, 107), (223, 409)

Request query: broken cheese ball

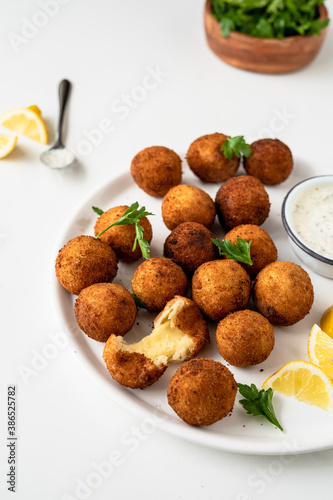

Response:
(103, 296), (209, 389)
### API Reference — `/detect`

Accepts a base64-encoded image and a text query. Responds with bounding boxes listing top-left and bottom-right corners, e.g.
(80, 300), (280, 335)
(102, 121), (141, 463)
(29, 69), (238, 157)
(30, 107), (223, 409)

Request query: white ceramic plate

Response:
(51, 165), (333, 455)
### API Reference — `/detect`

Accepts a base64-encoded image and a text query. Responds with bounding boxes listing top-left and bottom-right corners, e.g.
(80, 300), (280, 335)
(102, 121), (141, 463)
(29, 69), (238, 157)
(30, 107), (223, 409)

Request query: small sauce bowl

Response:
(282, 175), (333, 279)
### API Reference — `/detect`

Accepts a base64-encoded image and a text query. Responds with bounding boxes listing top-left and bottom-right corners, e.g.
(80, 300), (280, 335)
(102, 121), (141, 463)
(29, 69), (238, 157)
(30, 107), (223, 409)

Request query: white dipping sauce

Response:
(291, 184), (333, 259)
(40, 148), (75, 169)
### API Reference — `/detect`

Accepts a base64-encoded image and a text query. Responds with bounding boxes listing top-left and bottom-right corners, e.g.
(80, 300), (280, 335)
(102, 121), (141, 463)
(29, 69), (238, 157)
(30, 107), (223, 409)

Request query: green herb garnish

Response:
(212, 237), (253, 265)
(238, 383), (283, 431)
(94, 202), (154, 260)
(221, 136), (252, 160)
(92, 206), (104, 216)
(210, 0), (329, 39)
(131, 293), (147, 309)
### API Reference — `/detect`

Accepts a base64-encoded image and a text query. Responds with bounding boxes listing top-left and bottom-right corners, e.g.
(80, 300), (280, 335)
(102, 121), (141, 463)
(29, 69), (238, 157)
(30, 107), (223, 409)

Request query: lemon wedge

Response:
(0, 134), (18, 159)
(26, 105), (42, 116)
(0, 106), (48, 144)
(262, 360), (333, 412)
(320, 305), (333, 339)
(308, 324), (333, 379)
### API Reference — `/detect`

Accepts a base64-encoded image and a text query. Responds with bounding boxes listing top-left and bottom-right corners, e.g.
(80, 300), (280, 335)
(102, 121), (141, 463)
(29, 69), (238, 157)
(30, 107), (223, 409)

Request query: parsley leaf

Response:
(220, 16), (235, 37)
(252, 17), (274, 37)
(220, 136), (252, 160)
(212, 237), (253, 265)
(95, 202), (154, 260)
(92, 206), (104, 216)
(131, 293), (147, 309)
(134, 222), (152, 260)
(238, 383), (283, 431)
(308, 17), (329, 35)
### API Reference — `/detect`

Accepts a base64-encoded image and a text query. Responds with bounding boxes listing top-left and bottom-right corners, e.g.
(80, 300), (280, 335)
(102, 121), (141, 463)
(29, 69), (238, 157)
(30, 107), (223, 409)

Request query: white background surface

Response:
(1, 0), (333, 499)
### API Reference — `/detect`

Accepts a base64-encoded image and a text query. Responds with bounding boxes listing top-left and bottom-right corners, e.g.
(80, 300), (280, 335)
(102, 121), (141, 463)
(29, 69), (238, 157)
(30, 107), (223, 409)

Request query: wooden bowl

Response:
(204, 1), (329, 74)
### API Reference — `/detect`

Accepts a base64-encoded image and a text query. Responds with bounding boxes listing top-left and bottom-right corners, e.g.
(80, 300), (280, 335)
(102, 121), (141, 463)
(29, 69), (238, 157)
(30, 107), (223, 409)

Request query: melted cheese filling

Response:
(122, 319), (194, 367)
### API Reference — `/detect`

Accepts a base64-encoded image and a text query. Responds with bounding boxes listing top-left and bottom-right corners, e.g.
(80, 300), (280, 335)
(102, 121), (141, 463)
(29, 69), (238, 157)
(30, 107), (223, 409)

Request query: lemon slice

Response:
(262, 360), (333, 412)
(0, 134), (18, 159)
(320, 305), (333, 339)
(308, 324), (333, 379)
(0, 106), (48, 144)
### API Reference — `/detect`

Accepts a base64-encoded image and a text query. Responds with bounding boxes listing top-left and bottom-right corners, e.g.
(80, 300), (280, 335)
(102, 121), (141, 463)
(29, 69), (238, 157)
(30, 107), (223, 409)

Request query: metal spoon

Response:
(40, 79), (76, 169)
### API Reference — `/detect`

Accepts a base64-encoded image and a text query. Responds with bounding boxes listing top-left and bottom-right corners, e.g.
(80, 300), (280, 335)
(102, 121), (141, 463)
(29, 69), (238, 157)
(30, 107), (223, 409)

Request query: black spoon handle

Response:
(56, 79), (71, 147)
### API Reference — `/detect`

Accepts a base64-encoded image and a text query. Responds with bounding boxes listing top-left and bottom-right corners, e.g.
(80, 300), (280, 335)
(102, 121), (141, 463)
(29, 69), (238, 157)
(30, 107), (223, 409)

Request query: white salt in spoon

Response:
(40, 79), (76, 169)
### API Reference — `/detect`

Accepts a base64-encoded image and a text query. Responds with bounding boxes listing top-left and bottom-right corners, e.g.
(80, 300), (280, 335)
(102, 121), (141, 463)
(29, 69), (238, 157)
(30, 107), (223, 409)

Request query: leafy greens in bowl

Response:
(210, 0), (329, 39)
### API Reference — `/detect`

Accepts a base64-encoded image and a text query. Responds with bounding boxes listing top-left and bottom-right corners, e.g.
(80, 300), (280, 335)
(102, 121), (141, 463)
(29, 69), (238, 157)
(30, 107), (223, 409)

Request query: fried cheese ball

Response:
(192, 259), (251, 321)
(223, 224), (278, 279)
(55, 235), (118, 295)
(163, 222), (219, 275)
(253, 261), (314, 326)
(74, 283), (137, 342)
(216, 310), (275, 367)
(167, 358), (237, 426)
(244, 139), (293, 185)
(130, 146), (182, 197)
(131, 257), (188, 312)
(187, 133), (240, 183)
(104, 336), (167, 390)
(94, 205), (153, 262)
(103, 296), (209, 389)
(161, 184), (216, 230)
(215, 175), (270, 230)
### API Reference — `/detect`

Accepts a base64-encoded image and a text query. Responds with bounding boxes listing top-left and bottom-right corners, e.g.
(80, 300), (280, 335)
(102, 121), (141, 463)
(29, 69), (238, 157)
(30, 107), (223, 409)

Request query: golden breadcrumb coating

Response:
(192, 259), (251, 321)
(131, 257), (188, 312)
(162, 184), (216, 230)
(164, 222), (219, 274)
(103, 296), (209, 389)
(130, 146), (181, 197)
(187, 133), (239, 183)
(103, 335), (167, 389)
(216, 310), (275, 367)
(55, 235), (118, 295)
(244, 139), (293, 185)
(74, 283), (137, 342)
(167, 358), (237, 425)
(94, 205), (152, 262)
(253, 261), (314, 326)
(215, 175), (270, 230)
(223, 224), (277, 279)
